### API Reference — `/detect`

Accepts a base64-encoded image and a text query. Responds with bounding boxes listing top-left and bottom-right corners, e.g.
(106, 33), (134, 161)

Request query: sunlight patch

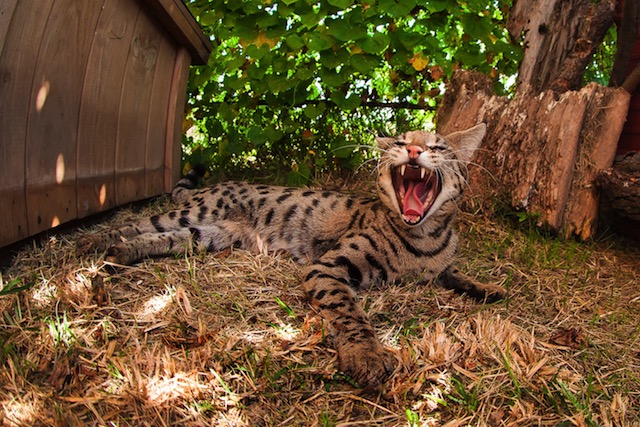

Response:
(31, 275), (58, 307)
(146, 372), (207, 405)
(36, 80), (50, 112)
(140, 293), (172, 320)
(273, 322), (299, 341)
(2, 397), (40, 426)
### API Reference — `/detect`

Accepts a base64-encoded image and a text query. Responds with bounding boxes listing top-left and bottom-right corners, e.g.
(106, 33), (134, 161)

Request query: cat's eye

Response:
(428, 145), (447, 151)
(393, 140), (406, 146)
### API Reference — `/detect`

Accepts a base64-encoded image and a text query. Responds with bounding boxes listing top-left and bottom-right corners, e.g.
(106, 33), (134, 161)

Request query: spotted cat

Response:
(77, 123), (505, 387)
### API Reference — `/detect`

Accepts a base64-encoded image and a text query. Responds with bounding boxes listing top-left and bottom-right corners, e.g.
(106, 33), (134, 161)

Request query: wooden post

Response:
(164, 47), (191, 193)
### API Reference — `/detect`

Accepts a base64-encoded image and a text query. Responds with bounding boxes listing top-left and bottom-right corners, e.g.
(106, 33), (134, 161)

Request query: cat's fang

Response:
(400, 165), (406, 176)
(420, 168), (426, 179)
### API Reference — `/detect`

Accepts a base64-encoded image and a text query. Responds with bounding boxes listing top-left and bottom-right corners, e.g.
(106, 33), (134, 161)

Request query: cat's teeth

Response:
(420, 168), (426, 179)
(400, 165), (406, 176)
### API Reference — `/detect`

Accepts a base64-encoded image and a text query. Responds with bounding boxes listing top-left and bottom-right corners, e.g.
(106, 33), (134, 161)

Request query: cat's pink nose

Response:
(407, 145), (423, 160)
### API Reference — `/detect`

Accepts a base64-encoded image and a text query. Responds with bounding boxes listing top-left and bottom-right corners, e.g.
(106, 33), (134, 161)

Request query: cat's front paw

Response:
(439, 267), (506, 303)
(105, 244), (136, 265)
(337, 340), (397, 387)
(481, 282), (507, 302)
(76, 235), (105, 253)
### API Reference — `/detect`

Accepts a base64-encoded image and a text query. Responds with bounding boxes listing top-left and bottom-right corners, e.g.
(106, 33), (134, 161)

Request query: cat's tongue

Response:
(402, 181), (426, 220)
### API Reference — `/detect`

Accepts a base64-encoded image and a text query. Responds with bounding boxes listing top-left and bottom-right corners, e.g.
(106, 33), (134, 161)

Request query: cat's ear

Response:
(444, 123), (486, 163)
(375, 136), (396, 149)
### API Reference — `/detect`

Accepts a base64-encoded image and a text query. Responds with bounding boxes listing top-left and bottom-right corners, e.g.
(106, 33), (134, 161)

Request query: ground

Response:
(0, 187), (639, 426)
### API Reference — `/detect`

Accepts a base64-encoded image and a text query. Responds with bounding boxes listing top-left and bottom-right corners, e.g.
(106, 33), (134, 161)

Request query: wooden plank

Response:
(145, 36), (176, 198)
(562, 86), (631, 239)
(438, 70), (627, 238)
(0, 0), (18, 58)
(139, 0), (212, 64)
(530, 90), (586, 229)
(0, 0), (54, 247)
(115, 8), (163, 205)
(25, 0), (104, 236)
(164, 47), (191, 192)
(76, 0), (140, 218)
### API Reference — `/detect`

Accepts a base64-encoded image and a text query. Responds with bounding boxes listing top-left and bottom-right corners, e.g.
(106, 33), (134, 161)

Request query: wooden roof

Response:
(141, 0), (213, 65)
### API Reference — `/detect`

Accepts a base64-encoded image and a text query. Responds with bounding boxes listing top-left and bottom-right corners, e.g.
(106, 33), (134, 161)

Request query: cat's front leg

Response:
(438, 265), (506, 302)
(302, 266), (397, 387)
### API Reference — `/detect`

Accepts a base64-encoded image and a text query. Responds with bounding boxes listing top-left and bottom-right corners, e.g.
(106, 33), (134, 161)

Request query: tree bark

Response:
(610, 0), (640, 87)
(596, 153), (640, 240)
(437, 70), (630, 239)
(507, 0), (615, 93)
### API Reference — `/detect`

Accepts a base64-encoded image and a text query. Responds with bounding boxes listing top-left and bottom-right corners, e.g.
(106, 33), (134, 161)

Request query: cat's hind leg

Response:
(104, 221), (256, 265)
(77, 211), (188, 253)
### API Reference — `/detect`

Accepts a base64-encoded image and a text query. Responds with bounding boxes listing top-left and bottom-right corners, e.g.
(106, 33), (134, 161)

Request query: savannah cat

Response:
(77, 123), (505, 387)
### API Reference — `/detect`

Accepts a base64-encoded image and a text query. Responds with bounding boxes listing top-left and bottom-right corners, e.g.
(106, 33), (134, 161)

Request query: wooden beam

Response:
(139, 0), (212, 65)
(165, 47), (191, 192)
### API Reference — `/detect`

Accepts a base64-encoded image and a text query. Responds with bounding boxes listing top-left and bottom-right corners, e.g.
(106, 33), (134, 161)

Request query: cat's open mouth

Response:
(392, 164), (441, 225)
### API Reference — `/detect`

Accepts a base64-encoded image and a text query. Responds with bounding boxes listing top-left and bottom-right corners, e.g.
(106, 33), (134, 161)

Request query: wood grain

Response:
(0, 0), (54, 247)
(26, 0), (103, 235)
(115, 9), (163, 205)
(145, 37), (176, 198)
(165, 47), (191, 192)
(76, 0), (139, 218)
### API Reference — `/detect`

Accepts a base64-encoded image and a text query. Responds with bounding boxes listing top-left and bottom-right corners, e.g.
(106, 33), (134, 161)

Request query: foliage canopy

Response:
(184, 0), (521, 184)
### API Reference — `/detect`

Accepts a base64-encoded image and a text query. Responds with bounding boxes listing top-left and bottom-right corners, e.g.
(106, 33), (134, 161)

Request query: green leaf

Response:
(304, 102), (326, 119)
(331, 135), (356, 157)
(285, 34), (305, 51)
(199, 11), (219, 27)
(295, 65), (316, 80)
(246, 125), (283, 146)
(245, 44), (270, 60)
(330, 90), (361, 111)
(300, 11), (324, 28)
(350, 54), (379, 75)
(267, 73), (298, 93)
(320, 67), (349, 87)
(247, 125), (269, 145)
(235, 17), (259, 40)
(397, 29), (424, 49)
(328, 0), (353, 8)
(378, 0), (417, 17)
(357, 32), (390, 54)
(217, 102), (235, 122)
(224, 56), (246, 72)
(425, 0), (451, 13)
(0, 278), (33, 296)
(304, 30), (334, 51)
(320, 49), (349, 69)
(246, 63), (266, 79)
(460, 12), (493, 41)
(256, 13), (279, 29)
(287, 162), (311, 186)
(327, 17), (367, 41)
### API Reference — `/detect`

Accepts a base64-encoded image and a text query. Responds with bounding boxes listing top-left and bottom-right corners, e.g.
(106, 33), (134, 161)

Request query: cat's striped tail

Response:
(171, 164), (207, 203)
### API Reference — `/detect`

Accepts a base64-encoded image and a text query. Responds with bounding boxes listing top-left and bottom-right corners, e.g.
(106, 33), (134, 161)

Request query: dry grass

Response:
(0, 194), (639, 426)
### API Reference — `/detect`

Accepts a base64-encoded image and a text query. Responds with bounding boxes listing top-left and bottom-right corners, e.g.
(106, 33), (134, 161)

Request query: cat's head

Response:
(375, 123), (486, 227)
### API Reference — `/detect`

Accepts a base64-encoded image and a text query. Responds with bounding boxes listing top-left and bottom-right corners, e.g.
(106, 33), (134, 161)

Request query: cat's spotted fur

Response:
(77, 123), (505, 387)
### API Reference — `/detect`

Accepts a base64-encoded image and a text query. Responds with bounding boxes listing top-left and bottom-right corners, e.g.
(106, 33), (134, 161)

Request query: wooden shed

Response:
(0, 0), (212, 248)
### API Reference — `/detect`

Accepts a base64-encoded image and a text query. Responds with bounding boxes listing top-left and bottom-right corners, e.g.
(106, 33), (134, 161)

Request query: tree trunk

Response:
(437, 70), (630, 239)
(596, 153), (640, 240)
(507, 0), (615, 93)
(610, 0), (640, 87)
